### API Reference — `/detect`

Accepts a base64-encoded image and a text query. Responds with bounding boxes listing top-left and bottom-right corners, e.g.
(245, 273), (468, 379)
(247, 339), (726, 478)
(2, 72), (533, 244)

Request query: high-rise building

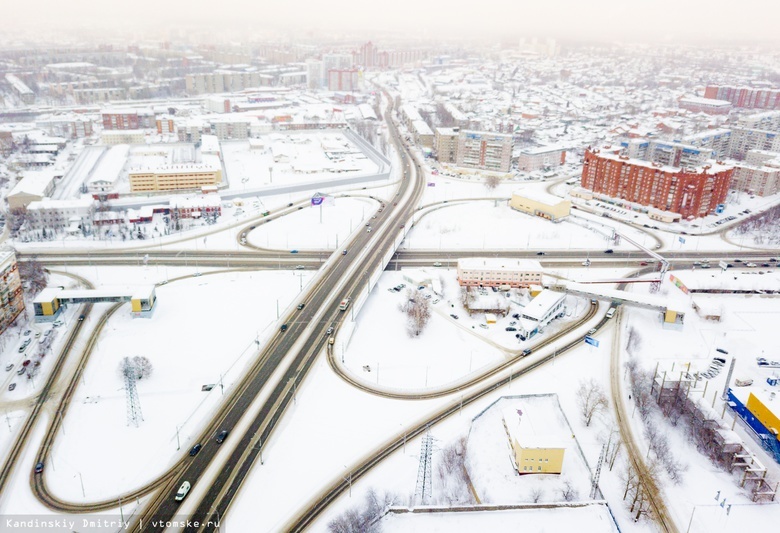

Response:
(327, 69), (360, 92)
(102, 108), (155, 130)
(456, 130), (513, 173)
(0, 249), (25, 337)
(435, 127), (459, 163)
(704, 86), (780, 110)
(582, 149), (733, 219)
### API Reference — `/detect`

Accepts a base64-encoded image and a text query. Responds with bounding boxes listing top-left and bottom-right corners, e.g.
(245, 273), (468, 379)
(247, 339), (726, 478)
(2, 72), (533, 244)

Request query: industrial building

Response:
(509, 190), (571, 221)
(678, 96), (731, 115)
(582, 149), (733, 219)
(456, 130), (513, 173)
(502, 404), (566, 475)
(457, 258), (543, 288)
(517, 289), (566, 339)
(0, 250), (25, 337)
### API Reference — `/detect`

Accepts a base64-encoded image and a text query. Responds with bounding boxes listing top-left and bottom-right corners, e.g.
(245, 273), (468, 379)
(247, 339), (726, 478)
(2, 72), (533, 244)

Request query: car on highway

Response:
(8, 383), (16, 391)
(433, 262), (442, 267)
(326, 327), (334, 336)
(581, 260), (591, 266)
(522, 349), (532, 356)
(34, 462), (44, 474)
(216, 430), (229, 444)
(174, 481), (191, 502)
(280, 324), (288, 332)
(366, 228), (372, 233)
(78, 315), (85, 322)
(604, 249), (614, 254)
(295, 265), (305, 270)
(290, 250), (299, 254)
(342, 249), (348, 255)
(189, 444), (203, 456)
(287, 203), (294, 207)
(640, 261), (648, 266)
(588, 328), (597, 335)
(536, 252), (545, 256)
(365, 222), (370, 227)
(297, 303), (305, 310)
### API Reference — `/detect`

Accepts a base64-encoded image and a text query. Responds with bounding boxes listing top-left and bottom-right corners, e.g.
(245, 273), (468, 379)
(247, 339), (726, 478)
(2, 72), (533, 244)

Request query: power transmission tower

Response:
(414, 430), (434, 505)
(123, 357), (143, 427)
(590, 443), (606, 499)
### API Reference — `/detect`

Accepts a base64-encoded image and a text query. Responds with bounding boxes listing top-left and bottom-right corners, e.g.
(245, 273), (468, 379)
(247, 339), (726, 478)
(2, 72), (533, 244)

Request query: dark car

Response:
(297, 303), (305, 310)
(716, 348), (729, 354)
(342, 250), (348, 255)
(536, 252), (546, 256)
(78, 315), (85, 322)
(216, 430), (229, 444)
(522, 349), (532, 356)
(8, 383), (16, 391)
(189, 444), (203, 456)
(290, 250), (299, 254)
(450, 314), (459, 319)
(35, 462), (44, 474)
(505, 327), (517, 331)
(604, 249), (614, 254)
(280, 324), (288, 332)
(287, 203), (294, 207)
(326, 326), (334, 336)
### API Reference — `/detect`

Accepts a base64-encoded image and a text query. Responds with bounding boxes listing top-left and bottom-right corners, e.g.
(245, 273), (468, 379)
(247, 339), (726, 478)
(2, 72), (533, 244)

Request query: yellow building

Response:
(747, 391), (780, 442)
(129, 156), (222, 192)
(510, 190), (571, 221)
(503, 406), (566, 474)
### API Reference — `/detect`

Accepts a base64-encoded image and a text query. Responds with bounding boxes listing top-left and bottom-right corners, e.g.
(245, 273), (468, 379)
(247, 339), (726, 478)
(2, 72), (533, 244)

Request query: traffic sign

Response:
(584, 336), (599, 347)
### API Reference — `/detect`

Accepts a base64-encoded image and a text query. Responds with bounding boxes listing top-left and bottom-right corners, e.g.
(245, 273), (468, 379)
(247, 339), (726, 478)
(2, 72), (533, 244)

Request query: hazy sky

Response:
(2, 0), (779, 43)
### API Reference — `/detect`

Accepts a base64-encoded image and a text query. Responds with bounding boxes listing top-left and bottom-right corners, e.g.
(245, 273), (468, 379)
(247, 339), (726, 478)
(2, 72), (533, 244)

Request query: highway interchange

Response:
(3, 96), (779, 533)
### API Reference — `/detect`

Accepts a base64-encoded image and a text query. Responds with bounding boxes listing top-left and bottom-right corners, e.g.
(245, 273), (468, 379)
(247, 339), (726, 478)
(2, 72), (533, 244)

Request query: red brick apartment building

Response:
(704, 86), (780, 110)
(582, 150), (733, 219)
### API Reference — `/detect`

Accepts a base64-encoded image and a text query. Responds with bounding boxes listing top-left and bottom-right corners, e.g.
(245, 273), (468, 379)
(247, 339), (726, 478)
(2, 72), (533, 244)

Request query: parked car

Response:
(216, 430), (229, 444)
(450, 314), (459, 320)
(505, 327), (517, 332)
(8, 383), (16, 391)
(5, 364), (13, 371)
(23, 330), (30, 336)
(189, 444), (203, 456)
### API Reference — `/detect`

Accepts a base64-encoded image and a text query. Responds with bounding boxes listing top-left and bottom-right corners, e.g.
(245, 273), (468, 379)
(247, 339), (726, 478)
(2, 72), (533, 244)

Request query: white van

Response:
(174, 481), (191, 502)
(605, 308), (616, 319)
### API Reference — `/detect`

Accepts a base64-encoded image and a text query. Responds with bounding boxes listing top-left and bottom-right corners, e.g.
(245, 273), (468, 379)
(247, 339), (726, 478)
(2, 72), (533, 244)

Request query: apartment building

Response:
(435, 127), (459, 163)
(185, 71), (273, 95)
(582, 149), (733, 219)
(517, 145), (566, 172)
(25, 198), (94, 234)
(327, 69), (360, 92)
(0, 249), (25, 336)
(101, 108), (155, 130)
(456, 130), (513, 173)
(457, 258), (543, 288)
(704, 85), (780, 110)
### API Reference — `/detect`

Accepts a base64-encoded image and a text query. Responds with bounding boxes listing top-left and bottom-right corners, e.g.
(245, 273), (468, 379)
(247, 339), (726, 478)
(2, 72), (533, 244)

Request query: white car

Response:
(581, 260), (591, 266)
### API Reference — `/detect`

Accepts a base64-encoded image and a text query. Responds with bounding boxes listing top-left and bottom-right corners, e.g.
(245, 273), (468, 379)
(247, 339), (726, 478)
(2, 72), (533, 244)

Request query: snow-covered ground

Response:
(377, 504), (620, 532)
(247, 196), (378, 251)
(21, 268), (312, 504)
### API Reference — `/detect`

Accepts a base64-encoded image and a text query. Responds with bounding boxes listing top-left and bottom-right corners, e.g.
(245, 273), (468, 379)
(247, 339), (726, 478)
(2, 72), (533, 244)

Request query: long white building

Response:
(518, 290), (566, 339)
(457, 258), (543, 288)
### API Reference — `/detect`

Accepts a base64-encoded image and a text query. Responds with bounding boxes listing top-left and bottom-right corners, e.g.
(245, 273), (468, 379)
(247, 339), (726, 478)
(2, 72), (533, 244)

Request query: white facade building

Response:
(518, 290), (566, 339)
(457, 258), (543, 288)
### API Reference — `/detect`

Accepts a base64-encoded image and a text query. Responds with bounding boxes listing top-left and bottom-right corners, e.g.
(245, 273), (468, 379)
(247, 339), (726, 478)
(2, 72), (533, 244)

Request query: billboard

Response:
(311, 193), (335, 207)
(669, 274), (690, 295)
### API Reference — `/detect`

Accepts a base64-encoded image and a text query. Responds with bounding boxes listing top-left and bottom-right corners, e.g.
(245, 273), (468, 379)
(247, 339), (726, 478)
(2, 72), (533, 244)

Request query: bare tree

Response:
(17, 255), (48, 297)
(460, 287), (476, 309)
(435, 436), (475, 505)
(402, 289), (432, 337)
(576, 379), (609, 426)
(529, 486), (544, 503)
(328, 488), (398, 533)
(626, 326), (643, 355)
(132, 356), (153, 379)
(559, 479), (578, 501)
(484, 174), (501, 191)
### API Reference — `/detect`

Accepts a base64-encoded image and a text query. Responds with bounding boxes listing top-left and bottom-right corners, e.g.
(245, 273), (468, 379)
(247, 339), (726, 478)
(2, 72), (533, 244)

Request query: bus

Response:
(339, 298), (351, 311)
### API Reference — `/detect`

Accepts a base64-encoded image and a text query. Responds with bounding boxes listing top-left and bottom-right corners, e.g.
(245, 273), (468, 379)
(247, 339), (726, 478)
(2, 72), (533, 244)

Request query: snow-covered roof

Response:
(679, 96), (731, 107)
(512, 189), (569, 207)
(27, 197), (93, 211)
(520, 289), (566, 321)
(7, 171), (55, 197)
(502, 405), (566, 449)
(458, 257), (543, 272)
(520, 144), (567, 155)
(89, 145), (128, 185)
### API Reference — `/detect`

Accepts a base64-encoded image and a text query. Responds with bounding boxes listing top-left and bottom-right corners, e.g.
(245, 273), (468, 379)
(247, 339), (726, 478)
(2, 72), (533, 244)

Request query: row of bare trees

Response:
(328, 488), (399, 533)
(400, 288), (431, 337)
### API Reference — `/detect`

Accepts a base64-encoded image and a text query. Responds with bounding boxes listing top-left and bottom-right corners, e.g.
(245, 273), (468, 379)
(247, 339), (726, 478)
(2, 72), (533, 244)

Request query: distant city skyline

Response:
(1, 0), (779, 45)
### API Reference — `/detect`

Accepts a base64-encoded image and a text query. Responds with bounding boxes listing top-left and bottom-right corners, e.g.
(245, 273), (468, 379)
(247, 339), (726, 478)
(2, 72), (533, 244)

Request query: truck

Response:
(339, 298), (351, 311)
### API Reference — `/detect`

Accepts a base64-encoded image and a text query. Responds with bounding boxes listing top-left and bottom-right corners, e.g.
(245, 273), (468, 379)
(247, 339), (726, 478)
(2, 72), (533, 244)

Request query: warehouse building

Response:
(510, 190), (571, 221)
(517, 289), (566, 339)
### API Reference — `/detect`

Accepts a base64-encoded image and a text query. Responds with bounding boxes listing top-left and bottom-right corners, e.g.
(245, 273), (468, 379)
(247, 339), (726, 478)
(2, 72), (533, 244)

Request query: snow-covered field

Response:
(402, 202), (650, 251)
(34, 268), (312, 503)
(247, 196), (378, 251)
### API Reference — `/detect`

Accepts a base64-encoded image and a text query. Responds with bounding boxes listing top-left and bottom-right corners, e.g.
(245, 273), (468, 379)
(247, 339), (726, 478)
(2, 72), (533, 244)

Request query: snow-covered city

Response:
(1, 1), (780, 532)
